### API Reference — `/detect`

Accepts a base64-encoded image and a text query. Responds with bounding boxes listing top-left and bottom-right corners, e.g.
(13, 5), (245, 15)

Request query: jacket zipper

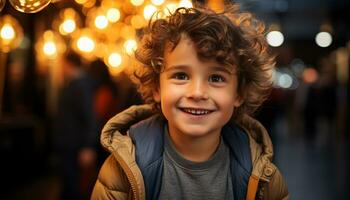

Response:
(113, 152), (139, 200)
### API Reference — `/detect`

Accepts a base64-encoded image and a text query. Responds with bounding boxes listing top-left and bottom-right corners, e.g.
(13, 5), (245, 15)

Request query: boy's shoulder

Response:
(129, 114), (165, 137)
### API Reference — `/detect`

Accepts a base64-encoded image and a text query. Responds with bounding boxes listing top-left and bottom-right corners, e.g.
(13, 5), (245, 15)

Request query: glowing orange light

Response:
(143, 4), (157, 20)
(0, 24), (15, 40)
(59, 19), (76, 35)
(124, 39), (137, 55)
(77, 36), (95, 53)
(303, 68), (318, 84)
(43, 41), (57, 56)
(151, 0), (164, 6)
(108, 52), (122, 67)
(130, 0), (144, 6)
(106, 8), (121, 23)
(179, 0), (193, 8)
(94, 15), (109, 29)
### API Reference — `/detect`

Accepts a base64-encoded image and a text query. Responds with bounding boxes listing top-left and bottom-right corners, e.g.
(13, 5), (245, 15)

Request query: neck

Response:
(167, 127), (221, 162)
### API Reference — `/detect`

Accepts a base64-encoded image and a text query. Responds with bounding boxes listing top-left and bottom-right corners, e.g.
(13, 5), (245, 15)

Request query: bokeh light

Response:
(144, 4), (157, 20)
(120, 25), (136, 39)
(266, 31), (284, 47)
(94, 15), (108, 29)
(35, 30), (66, 62)
(179, 0), (193, 8)
(106, 8), (121, 23)
(1, 24), (15, 40)
(76, 0), (95, 8)
(59, 19), (76, 35)
(124, 39), (137, 55)
(54, 8), (81, 36)
(43, 41), (57, 56)
(131, 15), (146, 29)
(151, 0), (164, 6)
(77, 36), (95, 53)
(0, 15), (23, 53)
(130, 0), (144, 6)
(75, 0), (88, 4)
(163, 3), (177, 16)
(315, 31), (332, 47)
(278, 73), (293, 89)
(71, 29), (97, 60)
(303, 67), (319, 83)
(108, 52), (122, 68)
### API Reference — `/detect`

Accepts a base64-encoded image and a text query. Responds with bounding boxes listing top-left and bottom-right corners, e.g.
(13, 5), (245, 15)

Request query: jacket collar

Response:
(100, 104), (154, 200)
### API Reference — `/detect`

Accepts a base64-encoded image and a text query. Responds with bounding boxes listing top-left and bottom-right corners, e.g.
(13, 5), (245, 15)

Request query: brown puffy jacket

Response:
(91, 104), (289, 200)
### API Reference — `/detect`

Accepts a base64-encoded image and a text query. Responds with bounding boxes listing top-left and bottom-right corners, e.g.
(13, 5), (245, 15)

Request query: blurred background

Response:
(0, 0), (349, 199)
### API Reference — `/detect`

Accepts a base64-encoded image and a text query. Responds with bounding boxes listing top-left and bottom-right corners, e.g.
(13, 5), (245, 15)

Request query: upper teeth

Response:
(183, 108), (210, 115)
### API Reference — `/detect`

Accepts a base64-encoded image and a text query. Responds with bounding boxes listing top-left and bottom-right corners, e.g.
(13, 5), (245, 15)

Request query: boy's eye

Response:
(173, 72), (189, 80)
(209, 74), (225, 83)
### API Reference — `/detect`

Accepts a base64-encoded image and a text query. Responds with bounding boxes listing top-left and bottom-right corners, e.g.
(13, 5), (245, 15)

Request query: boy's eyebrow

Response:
(164, 64), (236, 74)
(163, 65), (188, 72)
(210, 65), (235, 75)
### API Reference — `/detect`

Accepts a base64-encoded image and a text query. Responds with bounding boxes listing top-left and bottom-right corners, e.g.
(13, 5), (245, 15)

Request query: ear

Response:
(153, 87), (161, 103)
(233, 96), (243, 107)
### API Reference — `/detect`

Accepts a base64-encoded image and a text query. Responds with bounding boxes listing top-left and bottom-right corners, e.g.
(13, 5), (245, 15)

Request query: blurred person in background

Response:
(87, 60), (119, 165)
(303, 55), (337, 145)
(53, 51), (98, 200)
(88, 60), (119, 128)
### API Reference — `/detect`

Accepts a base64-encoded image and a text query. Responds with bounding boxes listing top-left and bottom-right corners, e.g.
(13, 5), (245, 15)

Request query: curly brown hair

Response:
(133, 3), (274, 119)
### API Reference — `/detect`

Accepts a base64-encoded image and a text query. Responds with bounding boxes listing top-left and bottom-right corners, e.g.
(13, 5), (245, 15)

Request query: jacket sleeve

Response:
(91, 155), (130, 200)
(261, 166), (290, 200)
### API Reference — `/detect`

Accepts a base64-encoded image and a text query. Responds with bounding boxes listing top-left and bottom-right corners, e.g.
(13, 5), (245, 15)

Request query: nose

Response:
(186, 79), (209, 100)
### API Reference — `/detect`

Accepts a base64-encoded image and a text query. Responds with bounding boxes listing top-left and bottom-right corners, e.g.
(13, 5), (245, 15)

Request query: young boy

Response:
(91, 3), (289, 200)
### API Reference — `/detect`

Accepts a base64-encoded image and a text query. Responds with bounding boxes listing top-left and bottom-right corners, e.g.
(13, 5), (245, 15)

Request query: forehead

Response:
(163, 36), (235, 73)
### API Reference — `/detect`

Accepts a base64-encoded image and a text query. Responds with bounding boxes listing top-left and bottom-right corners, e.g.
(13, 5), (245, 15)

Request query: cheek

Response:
(213, 88), (239, 118)
(160, 84), (181, 103)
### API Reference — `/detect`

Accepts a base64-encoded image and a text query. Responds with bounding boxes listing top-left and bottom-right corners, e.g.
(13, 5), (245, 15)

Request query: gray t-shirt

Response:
(159, 126), (234, 200)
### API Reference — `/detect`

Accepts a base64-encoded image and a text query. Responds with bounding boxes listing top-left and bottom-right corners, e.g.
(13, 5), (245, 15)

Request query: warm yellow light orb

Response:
(143, 4), (157, 20)
(124, 39), (137, 55)
(79, 0), (95, 8)
(75, 0), (88, 4)
(151, 0), (164, 6)
(130, 0), (144, 6)
(106, 8), (120, 23)
(0, 15), (23, 53)
(77, 36), (95, 53)
(36, 30), (66, 61)
(179, 0), (193, 8)
(94, 15), (109, 29)
(0, 24), (16, 40)
(43, 41), (57, 56)
(131, 15), (145, 29)
(60, 19), (76, 34)
(108, 52), (122, 67)
(163, 3), (177, 16)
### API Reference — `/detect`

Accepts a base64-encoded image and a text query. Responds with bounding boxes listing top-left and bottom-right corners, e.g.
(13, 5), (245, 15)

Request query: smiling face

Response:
(154, 36), (242, 141)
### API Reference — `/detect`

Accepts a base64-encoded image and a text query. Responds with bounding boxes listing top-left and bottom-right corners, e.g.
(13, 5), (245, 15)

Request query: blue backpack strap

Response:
(222, 123), (253, 200)
(129, 115), (165, 200)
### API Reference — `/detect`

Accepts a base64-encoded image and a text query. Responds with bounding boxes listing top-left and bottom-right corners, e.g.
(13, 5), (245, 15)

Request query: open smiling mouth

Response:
(180, 108), (214, 115)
